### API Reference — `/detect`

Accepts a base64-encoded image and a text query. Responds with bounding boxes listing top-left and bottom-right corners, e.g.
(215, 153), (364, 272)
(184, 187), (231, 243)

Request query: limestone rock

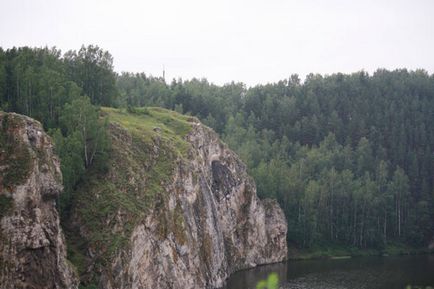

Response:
(0, 112), (78, 289)
(71, 109), (287, 289)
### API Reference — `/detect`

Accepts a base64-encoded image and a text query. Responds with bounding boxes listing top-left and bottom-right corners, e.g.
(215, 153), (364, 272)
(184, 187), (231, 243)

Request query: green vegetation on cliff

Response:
(65, 107), (193, 284)
(0, 114), (32, 190)
(103, 107), (192, 155)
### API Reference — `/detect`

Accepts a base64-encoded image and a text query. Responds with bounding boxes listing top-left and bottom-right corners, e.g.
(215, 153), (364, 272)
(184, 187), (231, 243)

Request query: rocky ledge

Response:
(0, 112), (78, 289)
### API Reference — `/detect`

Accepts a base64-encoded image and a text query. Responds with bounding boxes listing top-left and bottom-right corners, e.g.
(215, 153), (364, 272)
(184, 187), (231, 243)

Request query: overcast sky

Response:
(1, 0), (433, 86)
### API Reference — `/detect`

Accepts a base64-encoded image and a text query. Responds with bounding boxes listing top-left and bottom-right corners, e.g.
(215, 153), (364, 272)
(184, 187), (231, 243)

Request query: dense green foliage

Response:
(64, 45), (117, 106)
(0, 45), (116, 127)
(0, 46), (114, 213)
(0, 46), (433, 251)
(51, 96), (109, 212)
(116, 71), (434, 248)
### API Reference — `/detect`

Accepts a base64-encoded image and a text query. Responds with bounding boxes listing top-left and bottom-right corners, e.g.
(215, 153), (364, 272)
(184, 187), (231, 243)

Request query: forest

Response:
(0, 45), (433, 250)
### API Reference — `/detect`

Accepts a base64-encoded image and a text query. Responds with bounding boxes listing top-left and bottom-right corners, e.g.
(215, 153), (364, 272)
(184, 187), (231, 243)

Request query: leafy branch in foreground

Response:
(256, 272), (279, 289)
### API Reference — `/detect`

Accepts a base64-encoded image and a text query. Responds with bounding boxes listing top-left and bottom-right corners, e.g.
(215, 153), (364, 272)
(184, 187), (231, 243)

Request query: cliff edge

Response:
(69, 107), (287, 289)
(0, 112), (78, 289)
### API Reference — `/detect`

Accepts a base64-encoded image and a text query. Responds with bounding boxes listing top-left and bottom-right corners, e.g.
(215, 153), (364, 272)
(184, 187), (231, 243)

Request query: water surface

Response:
(224, 255), (434, 289)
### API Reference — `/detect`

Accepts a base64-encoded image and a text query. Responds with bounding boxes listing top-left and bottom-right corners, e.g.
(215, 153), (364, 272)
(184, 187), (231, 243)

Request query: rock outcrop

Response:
(132, 122), (287, 289)
(0, 112), (78, 289)
(70, 108), (287, 289)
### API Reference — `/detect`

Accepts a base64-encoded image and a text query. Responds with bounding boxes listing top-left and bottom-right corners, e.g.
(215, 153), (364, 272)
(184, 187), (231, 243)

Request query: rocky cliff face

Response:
(124, 122), (287, 289)
(0, 112), (78, 289)
(70, 108), (287, 289)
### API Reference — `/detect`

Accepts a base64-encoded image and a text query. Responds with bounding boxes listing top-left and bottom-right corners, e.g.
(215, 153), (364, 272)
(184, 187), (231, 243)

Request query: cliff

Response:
(69, 107), (287, 289)
(0, 112), (78, 289)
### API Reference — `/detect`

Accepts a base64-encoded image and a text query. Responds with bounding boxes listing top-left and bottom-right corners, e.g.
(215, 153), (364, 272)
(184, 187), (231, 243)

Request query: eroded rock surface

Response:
(0, 112), (78, 289)
(71, 109), (287, 289)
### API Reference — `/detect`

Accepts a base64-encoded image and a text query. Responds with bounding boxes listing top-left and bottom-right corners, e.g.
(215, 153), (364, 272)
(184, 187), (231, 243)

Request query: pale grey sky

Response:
(1, 0), (433, 86)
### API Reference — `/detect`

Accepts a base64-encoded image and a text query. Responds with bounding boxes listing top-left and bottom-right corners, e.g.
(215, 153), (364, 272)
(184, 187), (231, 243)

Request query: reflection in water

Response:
(223, 255), (434, 289)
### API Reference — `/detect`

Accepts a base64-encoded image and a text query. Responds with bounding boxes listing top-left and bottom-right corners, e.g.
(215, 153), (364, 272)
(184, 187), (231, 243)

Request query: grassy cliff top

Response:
(101, 107), (195, 156)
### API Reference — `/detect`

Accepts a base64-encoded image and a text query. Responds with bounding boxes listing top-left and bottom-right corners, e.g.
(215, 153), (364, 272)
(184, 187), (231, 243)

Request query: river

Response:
(224, 255), (434, 289)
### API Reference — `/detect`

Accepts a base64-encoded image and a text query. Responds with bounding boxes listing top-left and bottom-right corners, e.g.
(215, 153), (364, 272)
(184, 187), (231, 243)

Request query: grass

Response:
(101, 106), (193, 156)
(71, 168), (149, 268)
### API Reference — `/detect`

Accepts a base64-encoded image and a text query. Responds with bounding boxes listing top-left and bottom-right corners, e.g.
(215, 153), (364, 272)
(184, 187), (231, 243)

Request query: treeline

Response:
(0, 46), (117, 126)
(1, 46), (433, 248)
(0, 46), (113, 211)
(116, 71), (434, 248)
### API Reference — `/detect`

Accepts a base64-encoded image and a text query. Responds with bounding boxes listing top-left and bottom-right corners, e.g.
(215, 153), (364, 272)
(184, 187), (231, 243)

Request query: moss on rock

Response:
(0, 195), (13, 218)
(0, 113), (32, 190)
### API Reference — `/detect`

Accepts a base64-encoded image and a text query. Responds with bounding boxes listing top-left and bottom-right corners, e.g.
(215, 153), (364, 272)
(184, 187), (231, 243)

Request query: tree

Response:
(0, 48), (6, 110)
(356, 137), (373, 176)
(60, 96), (108, 168)
(64, 45), (118, 106)
(389, 167), (409, 238)
(51, 129), (85, 211)
(376, 160), (391, 244)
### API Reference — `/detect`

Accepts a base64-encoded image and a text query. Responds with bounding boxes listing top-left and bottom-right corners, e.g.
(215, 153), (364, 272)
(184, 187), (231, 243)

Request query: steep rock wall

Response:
(0, 112), (78, 289)
(69, 108), (287, 289)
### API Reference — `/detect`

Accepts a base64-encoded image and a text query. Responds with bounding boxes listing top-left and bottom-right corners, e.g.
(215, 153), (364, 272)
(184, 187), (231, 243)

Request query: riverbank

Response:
(287, 243), (434, 260)
(225, 253), (434, 289)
